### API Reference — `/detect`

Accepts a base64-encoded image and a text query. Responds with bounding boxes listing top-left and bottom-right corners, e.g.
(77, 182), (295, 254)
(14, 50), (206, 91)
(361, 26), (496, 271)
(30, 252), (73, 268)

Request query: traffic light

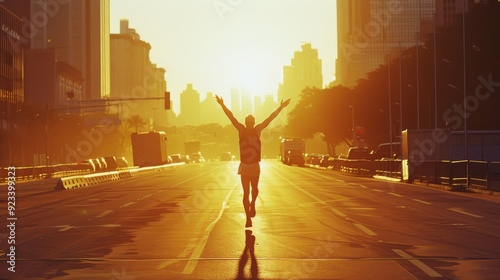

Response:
(164, 91), (170, 110)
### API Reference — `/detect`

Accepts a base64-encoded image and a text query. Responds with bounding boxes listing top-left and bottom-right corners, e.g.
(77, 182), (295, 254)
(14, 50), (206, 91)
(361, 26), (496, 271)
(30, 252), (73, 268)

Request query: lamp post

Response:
(349, 105), (355, 146)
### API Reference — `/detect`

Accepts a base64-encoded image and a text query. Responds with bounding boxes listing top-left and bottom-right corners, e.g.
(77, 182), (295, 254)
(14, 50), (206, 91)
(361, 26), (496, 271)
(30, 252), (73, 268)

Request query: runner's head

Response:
(245, 114), (255, 128)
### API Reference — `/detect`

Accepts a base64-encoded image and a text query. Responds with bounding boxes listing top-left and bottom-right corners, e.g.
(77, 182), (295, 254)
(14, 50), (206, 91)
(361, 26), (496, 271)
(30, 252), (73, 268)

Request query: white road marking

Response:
(331, 208), (347, 218)
(120, 202), (137, 208)
(97, 210), (113, 218)
(389, 192), (403, 198)
(448, 208), (483, 218)
(138, 194), (153, 201)
(413, 199), (432, 205)
(373, 189), (384, 193)
(393, 249), (443, 278)
(354, 223), (377, 236)
(181, 182), (237, 274)
(56, 225), (75, 232)
(271, 169), (328, 206)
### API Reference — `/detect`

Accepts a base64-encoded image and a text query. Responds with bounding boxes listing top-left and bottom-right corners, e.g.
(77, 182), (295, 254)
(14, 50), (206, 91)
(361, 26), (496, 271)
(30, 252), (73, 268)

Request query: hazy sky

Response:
(110, 0), (337, 113)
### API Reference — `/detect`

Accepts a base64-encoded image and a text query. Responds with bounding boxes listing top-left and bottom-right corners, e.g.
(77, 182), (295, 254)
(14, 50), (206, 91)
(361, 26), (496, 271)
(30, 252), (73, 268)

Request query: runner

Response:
(215, 95), (291, 227)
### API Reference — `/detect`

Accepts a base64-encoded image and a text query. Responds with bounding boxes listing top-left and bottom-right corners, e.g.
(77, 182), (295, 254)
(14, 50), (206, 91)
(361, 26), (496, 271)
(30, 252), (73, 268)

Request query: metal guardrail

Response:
(0, 164), (93, 183)
(318, 157), (500, 192)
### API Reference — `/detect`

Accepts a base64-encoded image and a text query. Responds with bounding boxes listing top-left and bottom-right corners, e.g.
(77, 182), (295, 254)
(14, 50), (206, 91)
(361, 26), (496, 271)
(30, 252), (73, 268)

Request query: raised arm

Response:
(215, 95), (243, 129)
(257, 98), (291, 130)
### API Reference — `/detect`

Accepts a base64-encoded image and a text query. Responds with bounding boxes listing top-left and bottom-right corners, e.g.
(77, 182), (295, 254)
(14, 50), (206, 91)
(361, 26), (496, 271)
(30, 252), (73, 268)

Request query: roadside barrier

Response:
(55, 176), (89, 190)
(53, 162), (184, 190)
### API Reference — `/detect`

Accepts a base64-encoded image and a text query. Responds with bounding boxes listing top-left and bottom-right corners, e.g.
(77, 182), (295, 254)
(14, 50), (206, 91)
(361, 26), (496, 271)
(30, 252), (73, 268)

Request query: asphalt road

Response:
(1, 160), (499, 279)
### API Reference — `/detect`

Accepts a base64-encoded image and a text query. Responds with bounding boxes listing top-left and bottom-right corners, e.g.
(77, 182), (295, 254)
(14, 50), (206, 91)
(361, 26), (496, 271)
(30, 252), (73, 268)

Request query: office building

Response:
(30, 0), (110, 100)
(278, 43), (323, 110)
(0, 4), (24, 165)
(335, 0), (475, 88)
(110, 19), (167, 128)
(179, 84), (201, 126)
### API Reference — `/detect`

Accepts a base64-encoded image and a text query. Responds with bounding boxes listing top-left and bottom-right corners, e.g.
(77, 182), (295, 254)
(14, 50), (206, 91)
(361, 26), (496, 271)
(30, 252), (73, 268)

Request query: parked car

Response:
(103, 156), (118, 170)
(91, 158), (103, 171)
(115, 157), (129, 169)
(220, 152), (235, 161)
(371, 142), (401, 160)
(80, 159), (96, 172)
(170, 154), (182, 163)
(319, 155), (332, 167)
(346, 147), (372, 160)
(181, 155), (191, 163)
(95, 157), (108, 171)
(190, 152), (205, 163)
(305, 153), (322, 165)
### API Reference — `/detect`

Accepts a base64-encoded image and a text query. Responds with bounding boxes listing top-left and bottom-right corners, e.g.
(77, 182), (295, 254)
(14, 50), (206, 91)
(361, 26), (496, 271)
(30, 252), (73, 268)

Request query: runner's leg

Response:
(249, 176), (259, 217)
(241, 176), (252, 226)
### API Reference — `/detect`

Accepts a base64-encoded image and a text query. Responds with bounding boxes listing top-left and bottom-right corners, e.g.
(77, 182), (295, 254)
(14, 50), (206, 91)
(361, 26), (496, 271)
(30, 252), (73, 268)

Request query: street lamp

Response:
(349, 105), (355, 146)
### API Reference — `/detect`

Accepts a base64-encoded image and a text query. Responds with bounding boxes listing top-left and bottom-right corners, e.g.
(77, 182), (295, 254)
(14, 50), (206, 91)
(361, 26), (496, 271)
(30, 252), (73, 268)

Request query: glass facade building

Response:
(336, 0), (439, 88)
(0, 5), (24, 105)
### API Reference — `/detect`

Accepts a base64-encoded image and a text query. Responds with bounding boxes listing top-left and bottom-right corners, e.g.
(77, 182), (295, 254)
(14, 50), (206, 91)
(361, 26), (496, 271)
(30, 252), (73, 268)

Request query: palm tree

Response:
(127, 115), (147, 133)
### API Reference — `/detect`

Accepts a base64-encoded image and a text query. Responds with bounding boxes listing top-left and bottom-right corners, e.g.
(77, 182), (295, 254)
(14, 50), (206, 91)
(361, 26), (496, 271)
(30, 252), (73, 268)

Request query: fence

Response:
(319, 158), (500, 192)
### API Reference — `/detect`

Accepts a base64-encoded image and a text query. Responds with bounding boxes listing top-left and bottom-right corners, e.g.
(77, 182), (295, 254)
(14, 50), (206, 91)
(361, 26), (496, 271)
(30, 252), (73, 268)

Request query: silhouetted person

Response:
(215, 95), (291, 227)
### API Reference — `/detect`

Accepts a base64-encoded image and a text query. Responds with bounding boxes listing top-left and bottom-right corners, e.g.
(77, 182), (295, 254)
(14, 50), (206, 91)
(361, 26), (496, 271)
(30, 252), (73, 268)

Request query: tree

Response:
(127, 115), (147, 133)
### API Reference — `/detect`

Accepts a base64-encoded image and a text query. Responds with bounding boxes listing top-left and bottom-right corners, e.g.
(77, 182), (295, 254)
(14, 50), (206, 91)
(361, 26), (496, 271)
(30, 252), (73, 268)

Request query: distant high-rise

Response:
(231, 87), (241, 120)
(336, 0), (472, 88)
(179, 84), (201, 126)
(240, 89), (253, 116)
(29, 0), (110, 100)
(278, 43), (323, 110)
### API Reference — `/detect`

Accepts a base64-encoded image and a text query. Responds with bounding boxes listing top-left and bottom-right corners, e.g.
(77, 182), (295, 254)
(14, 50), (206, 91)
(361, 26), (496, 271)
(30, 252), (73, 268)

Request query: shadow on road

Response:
(236, 229), (259, 280)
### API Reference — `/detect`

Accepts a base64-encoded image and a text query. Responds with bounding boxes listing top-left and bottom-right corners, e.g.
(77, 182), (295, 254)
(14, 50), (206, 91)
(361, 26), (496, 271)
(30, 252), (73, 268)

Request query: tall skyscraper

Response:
(278, 43), (323, 110)
(30, 0), (110, 100)
(0, 5), (24, 166)
(336, 0), (471, 88)
(110, 19), (167, 127)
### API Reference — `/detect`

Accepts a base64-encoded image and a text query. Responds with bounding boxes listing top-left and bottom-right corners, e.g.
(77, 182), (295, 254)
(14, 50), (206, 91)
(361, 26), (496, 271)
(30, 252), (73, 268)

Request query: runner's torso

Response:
(239, 127), (261, 164)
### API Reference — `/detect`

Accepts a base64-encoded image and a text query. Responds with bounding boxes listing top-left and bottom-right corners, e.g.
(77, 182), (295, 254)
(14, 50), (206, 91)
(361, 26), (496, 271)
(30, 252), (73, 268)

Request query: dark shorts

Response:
(238, 162), (260, 176)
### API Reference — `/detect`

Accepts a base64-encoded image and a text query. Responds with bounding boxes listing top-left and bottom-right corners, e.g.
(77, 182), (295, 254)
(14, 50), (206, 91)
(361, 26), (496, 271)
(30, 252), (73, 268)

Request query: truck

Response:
(184, 140), (201, 155)
(130, 131), (168, 167)
(280, 138), (305, 166)
(184, 140), (204, 162)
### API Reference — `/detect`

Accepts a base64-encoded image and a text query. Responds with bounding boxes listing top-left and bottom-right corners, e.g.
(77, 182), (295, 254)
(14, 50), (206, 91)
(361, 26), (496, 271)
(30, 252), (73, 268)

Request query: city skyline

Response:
(110, 0), (337, 113)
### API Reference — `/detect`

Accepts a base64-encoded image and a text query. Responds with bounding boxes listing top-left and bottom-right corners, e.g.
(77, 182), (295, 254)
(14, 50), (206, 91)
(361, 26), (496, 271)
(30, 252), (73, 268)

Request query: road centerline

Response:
(181, 181), (238, 274)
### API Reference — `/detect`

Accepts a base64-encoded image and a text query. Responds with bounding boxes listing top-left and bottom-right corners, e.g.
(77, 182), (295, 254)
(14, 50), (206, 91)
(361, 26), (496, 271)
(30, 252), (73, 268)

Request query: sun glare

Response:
(227, 48), (280, 95)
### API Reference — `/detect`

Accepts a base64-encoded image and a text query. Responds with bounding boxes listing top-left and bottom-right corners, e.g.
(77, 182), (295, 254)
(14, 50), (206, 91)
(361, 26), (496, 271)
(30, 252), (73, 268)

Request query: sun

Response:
(225, 46), (279, 95)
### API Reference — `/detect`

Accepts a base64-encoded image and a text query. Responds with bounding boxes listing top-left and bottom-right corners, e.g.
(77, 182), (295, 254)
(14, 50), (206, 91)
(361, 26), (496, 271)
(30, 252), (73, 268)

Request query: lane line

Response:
(448, 208), (483, 218)
(120, 202), (137, 208)
(181, 182), (237, 274)
(354, 223), (377, 236)
(331, 208), (347, 218)
(373, 189), (384, 193)
(97, 210), (113, 218)
(271, 168), (328, 206)
(389, 192), (404, 198)
(413, 199), (432, 205)
(393, 249), (443, 278)
(57, 225), (75, 232)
